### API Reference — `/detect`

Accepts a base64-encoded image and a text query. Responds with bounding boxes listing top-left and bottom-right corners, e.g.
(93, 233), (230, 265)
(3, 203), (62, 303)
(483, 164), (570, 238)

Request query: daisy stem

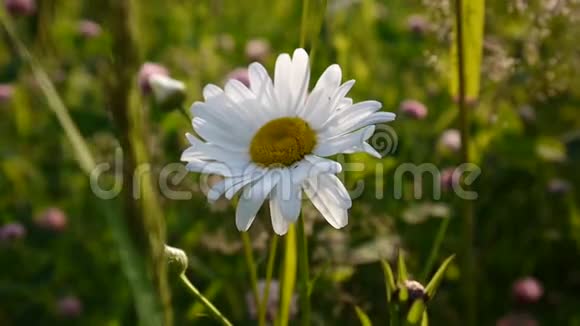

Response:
(296, 213), (311, 325)
(179, 274), (233, 326)
(258, 235), (279, 326)
(279, 225), (297, 326)
(454, 0), (477, 324)
(241, 232), (261, 320)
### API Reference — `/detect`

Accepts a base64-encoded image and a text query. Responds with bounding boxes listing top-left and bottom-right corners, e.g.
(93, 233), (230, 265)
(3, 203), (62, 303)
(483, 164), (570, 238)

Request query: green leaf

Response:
(425, 255), (456, 297)
(354, 306), (373, 326)
(397, 252), (409, 302)
(381, 260), (396, 302)
(397, 252), (408, 281)
(449, 0), (485, 101)
(406, 300), (425, 324)
(421, 310), (429, 326)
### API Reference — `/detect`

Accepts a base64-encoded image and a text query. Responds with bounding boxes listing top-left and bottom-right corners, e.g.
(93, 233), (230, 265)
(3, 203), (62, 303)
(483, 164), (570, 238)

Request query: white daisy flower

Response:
(182, 48), (396, 235)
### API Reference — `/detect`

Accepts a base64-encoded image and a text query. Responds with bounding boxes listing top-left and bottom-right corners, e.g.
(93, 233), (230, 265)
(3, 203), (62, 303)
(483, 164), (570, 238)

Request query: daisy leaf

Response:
(397, 252), (409, 302)
(406, 299), (425, 325)
(354, 306), (373, 326)
(381, 260), (396, 302)
(425, 254), (456, 297)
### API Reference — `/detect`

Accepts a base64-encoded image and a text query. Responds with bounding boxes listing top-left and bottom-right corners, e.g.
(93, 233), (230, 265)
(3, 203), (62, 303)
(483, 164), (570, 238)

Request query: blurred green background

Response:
(1, 0), (580, 325)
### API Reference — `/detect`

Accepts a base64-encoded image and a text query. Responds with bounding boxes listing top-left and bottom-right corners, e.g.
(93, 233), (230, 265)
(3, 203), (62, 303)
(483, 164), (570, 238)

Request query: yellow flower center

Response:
(250, 117), (317, 167)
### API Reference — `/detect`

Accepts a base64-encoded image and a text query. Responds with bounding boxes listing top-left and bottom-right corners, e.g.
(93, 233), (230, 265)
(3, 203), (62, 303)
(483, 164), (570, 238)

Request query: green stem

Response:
(299, 0), (310, 49)
(0, 16), (95, 174)
(179, 274), (233, 326)
(389, 304), (400, 326)
(454, 0), (476, 324)
(420, 217), (451, 282)
(242, 232), (261, 320)
(258, 235), (279, 326)
(278, 225), (297, 326)
(296, 214), (311, 325)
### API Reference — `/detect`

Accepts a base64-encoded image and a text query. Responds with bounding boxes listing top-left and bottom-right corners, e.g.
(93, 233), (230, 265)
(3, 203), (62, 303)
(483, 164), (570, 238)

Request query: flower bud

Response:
(0, 222), (26, 243)
(0, 84), (14, 103)
(403, 279), (428, 302)
(440, 167), (456, 192)
(226, 67), (250, 88)
(165, 245), (188, 275)
(399, 99), (428, 120)
(406, 15), (430, 35)
(245, 38), (270, 62)
(438, 129), (461, 153)
(4, 0), (36, 16)
(56, 295), (83, 318)
(512, 277), (543, 304)
(149, 74), (186, 111)
(36, 207), (67, 232)
(138, 62), (169, 94)
(547, 178), (571, 195)
(78, 20), (102, 38)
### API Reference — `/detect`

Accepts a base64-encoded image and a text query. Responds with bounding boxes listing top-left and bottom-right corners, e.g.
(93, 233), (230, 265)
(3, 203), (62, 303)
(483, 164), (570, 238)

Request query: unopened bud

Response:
(547, 178), (571, 195)
(4, 0), (36, 16)
(403, 279), (428, 302)
(0, 84), (14, 103)
(438, 129), (461, 153)
(149, 74), (186, 111)
(78, 20), (102, 38)
(36, 207), (67, 232)
(0, 222), (26, 243)
(245, 38), (270, 62)
(399, 99), (428, 120)
(512, 277), (543, 304)
(407, 15), (430, 35)
(56, 295), (83, 318)
(138, 62), (169, 94)
(165, 245), (188, 275)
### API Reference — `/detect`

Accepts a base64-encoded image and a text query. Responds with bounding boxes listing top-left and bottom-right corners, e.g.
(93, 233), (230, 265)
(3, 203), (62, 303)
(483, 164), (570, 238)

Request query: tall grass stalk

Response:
(103, 0), (172, 324)
(1, 6), (171, 325)
(454, 0), (477, 324)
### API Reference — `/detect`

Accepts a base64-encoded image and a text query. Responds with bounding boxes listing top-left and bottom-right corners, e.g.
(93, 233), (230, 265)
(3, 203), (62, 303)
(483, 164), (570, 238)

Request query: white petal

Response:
(290, 157), (342, 186)
(312, 64), (341, 93)
(225, 79), (255, 103)
(225, 167), (268, 199)
(181, 133), (249, 164)
(192, 117), (250, 152)
(289, 48), (310, 113)
(185, 161), (243, 177)
(275, 183), (302, 222)
(343, 142), (382, 158)
(207, 179), (227, 202)
(249, 62), (277, 109)
(314, 126), (375, 157)
(203, 84), (223, 100)
(235, 171), (280, 231)
(269, 197), (290, 235)
(303, 174), (350, 229)
(274, 53), (292, 115)
(300, 65), (342, 126)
